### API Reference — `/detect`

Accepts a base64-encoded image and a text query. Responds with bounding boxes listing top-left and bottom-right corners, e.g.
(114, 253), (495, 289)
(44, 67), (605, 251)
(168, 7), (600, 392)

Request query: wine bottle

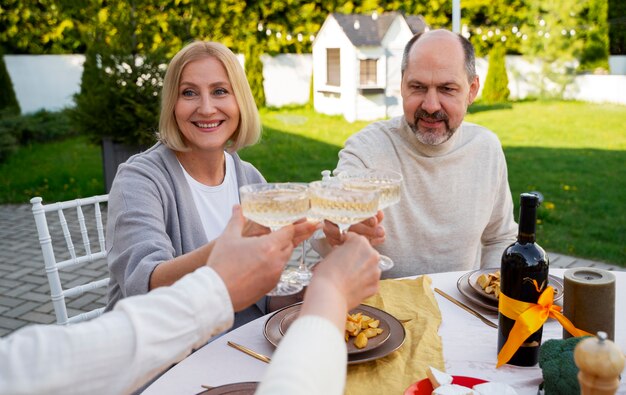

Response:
(497, 192), (549, 366)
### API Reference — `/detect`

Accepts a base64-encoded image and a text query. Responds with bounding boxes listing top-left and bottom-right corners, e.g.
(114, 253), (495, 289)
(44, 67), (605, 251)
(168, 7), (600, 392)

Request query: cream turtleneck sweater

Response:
(336, 116), (518, 278)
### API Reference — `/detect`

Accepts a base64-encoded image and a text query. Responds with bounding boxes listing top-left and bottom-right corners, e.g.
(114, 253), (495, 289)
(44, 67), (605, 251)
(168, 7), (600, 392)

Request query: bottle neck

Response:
(518, 203), (537, 243)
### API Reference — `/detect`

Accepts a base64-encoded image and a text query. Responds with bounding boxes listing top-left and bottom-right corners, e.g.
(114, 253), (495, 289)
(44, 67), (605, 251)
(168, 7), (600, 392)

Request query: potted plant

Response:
(71, 44), (166, 191)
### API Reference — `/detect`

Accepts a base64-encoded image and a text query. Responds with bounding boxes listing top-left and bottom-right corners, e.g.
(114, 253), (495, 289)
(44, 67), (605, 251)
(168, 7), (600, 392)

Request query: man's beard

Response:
(408, 109), (456, 146)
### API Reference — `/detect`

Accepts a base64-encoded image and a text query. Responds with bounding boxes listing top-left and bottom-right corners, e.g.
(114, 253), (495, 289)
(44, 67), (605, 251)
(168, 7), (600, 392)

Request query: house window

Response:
(326, 48), (340, 86)
(360, 59), (377, 86)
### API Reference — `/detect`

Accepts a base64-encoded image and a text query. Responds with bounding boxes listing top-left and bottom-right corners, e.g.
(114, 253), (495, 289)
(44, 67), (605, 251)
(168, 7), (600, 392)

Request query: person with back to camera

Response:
(1, 205), (381, 395)
(105, 41), (316, 326)
(320, 29), (518, 278)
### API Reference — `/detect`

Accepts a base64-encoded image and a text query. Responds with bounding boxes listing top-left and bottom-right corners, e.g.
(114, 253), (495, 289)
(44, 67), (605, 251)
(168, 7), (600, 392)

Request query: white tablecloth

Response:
(143, 269), (626, 395)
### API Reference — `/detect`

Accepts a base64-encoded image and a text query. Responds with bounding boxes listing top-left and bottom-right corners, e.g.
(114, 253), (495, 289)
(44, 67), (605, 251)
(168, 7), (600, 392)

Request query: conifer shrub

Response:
(245, 46), (266, 108)
(0, 48), (21, 116)
(481, 44), (510, 104)
(70, 45), (165, 147)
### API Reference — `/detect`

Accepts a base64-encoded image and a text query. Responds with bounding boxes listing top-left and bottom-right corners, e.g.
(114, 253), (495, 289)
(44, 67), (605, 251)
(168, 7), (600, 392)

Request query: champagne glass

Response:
(239, 183), (310, 296)
(286, 183), (318, 287)
(336, 168), (403, 271)
(308, 180), (380, 247)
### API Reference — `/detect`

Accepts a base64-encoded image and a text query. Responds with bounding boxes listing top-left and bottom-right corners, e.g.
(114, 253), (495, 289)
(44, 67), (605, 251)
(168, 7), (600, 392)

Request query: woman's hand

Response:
(300, 233), (380, 332)
(291, 218), (319, 247)
(313, 233), (381, 310)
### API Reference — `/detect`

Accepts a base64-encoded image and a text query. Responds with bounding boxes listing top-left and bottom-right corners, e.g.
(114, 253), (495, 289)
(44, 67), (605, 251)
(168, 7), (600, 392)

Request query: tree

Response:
(70, 1), (167, 147)
(245, 43), (267, 108)
(0, 0), (86, 54)
(608, 0), (626, 55)
(0, 47), (21, 115)
(519, 0), (585, 98)
(579, 0), (610, 72)
(481, 44), (510, 103)
(462, 0), (527, 56)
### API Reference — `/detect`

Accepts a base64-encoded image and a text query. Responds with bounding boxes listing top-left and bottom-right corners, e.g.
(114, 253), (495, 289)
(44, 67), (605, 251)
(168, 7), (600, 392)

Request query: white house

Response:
(312, 12), (427, 122)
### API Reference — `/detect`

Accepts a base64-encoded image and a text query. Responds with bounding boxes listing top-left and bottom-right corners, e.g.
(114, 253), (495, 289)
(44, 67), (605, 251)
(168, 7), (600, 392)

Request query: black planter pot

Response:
(101, 137), (144, 193)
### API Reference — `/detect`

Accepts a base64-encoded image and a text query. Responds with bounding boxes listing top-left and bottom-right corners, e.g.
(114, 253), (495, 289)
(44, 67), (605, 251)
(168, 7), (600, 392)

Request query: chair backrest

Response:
(30, 195), (109, 325)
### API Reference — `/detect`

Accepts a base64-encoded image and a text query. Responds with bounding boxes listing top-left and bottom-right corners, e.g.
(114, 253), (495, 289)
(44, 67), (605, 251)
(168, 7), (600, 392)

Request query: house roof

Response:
(405, 15), (428, 34)
(331, 12), (427, 46)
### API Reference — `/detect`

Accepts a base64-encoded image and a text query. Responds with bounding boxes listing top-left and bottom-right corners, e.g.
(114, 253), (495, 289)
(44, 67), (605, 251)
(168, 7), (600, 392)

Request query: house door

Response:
(386, 48), (404, 118)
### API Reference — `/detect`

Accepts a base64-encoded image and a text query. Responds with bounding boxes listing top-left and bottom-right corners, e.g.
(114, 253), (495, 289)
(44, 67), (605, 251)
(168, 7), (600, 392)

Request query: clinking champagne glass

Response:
(239, 183), (310, 296)
(336, 168), (403, 271)
(308, 180), (380, 252)
(289, 183), (317, 287)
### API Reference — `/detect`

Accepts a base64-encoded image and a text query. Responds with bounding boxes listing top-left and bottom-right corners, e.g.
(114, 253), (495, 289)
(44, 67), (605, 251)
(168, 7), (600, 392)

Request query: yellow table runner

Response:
(346, 276), (444, 394)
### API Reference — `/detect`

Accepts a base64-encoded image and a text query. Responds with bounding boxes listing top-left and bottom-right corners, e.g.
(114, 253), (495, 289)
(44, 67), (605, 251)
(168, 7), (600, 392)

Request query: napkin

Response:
(346, 276), (444, 394)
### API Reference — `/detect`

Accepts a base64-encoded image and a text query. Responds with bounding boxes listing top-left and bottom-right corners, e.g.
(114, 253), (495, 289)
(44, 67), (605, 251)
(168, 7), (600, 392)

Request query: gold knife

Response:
(227, 341), (272, 363)
(434, 288), (498, 329)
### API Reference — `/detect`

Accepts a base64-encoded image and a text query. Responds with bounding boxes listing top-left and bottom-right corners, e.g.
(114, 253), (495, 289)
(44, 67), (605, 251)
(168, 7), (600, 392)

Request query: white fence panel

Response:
(261, 54), (312, 107)
(5, 55), (84, 114)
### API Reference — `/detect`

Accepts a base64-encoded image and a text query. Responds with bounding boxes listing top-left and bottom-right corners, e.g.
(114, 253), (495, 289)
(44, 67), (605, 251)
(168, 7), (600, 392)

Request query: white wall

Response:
(609, 55), (626, 75)
(261, 54), (312, 107)
(312, 15), (358, 122)
(382, 17), (414, 118)
(564, 75), (626, 105)
(355, 46), (387, 121)
(5, 55), (84, 114)
(476, 55), (626, 105)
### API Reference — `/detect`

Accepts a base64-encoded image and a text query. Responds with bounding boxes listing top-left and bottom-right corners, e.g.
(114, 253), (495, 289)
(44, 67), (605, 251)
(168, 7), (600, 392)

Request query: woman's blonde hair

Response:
(158, 41), (261, 152)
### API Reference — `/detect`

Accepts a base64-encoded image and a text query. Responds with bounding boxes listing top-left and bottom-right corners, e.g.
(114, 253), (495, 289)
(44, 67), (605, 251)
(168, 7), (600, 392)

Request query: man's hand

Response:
(323, 210), (385, 247)
(207, 205), (295, 311)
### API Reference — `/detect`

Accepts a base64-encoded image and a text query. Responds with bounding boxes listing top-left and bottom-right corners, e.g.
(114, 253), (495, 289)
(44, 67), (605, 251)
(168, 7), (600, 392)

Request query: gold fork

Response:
(434, 288), (498, 328)
(227, 341), (272, 364)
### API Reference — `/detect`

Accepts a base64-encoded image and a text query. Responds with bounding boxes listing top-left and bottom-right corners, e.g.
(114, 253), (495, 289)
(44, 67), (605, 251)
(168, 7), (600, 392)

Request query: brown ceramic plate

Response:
(457, 271), (498, 311)
(278, 304), (391, 355)
(458, 269), (564, 311)
(264, 303), (405, 364)
(198, 382), (258, 394)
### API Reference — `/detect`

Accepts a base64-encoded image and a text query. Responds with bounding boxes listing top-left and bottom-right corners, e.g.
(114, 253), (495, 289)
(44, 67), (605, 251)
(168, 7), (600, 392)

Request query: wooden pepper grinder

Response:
(574, 331), (625, 395)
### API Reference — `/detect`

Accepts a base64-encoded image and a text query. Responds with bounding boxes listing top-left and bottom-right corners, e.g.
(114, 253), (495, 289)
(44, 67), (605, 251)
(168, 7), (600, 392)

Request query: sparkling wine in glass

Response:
(308, 180), (380, 237)
(336, 168), (403, 271)
(239, 183), (310, 296)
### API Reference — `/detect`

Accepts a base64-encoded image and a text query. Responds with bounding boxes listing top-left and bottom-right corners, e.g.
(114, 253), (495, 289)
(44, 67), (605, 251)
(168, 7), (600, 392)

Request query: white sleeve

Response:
(255, 315), (347, 395)
(0, 267), (234, 395)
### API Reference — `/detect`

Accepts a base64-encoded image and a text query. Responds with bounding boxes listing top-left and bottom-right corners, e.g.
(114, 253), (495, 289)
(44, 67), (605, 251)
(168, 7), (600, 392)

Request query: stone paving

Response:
(0, 203), (623, 338)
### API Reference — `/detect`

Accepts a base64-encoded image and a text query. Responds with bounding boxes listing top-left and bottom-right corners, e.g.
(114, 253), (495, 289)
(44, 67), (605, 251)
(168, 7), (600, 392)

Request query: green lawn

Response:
(467, 101), (625, 266)
(1, 101), (624, 265)
(0, 137), (104, 203)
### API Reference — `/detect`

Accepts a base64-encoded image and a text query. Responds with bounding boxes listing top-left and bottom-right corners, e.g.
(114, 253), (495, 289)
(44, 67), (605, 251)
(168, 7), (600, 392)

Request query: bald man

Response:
(324, 29), (518, 278)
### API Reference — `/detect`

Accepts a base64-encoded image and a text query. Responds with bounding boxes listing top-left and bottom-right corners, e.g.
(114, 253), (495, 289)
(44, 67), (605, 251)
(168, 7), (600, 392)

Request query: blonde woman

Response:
(105, 41), (315, 327)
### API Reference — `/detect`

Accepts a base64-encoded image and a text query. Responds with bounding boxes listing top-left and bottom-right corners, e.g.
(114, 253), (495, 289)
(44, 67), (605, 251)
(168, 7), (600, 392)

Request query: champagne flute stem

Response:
(298, 240), (308, 271)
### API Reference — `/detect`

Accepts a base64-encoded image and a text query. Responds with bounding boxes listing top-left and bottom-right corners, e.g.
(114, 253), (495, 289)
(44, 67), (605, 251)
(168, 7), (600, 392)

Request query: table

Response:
(143, 269), (626, 395)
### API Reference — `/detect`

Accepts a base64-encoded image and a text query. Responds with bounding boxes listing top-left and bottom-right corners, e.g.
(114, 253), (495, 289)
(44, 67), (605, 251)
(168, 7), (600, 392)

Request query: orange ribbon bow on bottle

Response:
(497, 283), (592, 367)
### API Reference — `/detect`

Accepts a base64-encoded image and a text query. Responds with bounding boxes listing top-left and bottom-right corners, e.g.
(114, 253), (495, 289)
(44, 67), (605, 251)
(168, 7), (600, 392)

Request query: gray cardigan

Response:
(105, 142), (266, 328)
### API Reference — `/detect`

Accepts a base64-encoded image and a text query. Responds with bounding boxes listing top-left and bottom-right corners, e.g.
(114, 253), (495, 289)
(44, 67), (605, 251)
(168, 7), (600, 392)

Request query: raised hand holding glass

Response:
(239, 183), (309, 296)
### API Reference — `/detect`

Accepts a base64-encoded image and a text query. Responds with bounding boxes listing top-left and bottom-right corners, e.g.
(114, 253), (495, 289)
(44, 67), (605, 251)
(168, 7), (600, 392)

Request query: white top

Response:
(256, 316), (347, 395)
(0, 267), (234, 395)
(336, 116), (518, 278)
(180, 152), (240, 242)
